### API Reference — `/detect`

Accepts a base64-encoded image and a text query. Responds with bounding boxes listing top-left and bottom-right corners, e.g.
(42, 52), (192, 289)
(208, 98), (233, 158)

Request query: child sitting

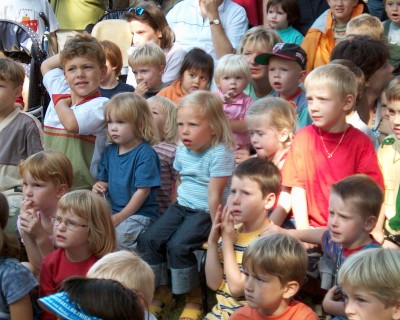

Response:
(147, 96), (178, 214)
(205, 157), (281, 319)
(99, 40), (134, 98)
(92, 93), (161, 251)
(302, 0), (365, 73)
(265, 0), (304, 45)
(41, 34), (109, 190)
(128, 42), (167, 98)
(87, 250), (157, 320)
(338, 248), (400, 320)
(230, 234), (318, 319)
(255, 42), (312, 129)
(18, 150), (73, 277)
(157, 48), (214, 104)
(214, 54), (253, 150)
(280, 64), (384, 229)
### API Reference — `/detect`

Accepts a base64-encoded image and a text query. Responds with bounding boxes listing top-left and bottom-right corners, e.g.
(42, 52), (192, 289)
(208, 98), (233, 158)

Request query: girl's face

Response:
(385, 0), (400, 25)
(327, 0), (358, 24)
(242, 41), (271, 81)
(129, 20), (162, 47)
(217, 74), (248, 97)
(149, 101), (166, 138)
(266, 5), (289, 30)
(177, 105), (215, 154)
(180, 69), (210, 95)
(107, 113), (140, 153)
(22, 172), (63, 215)
(53, 209), (89, 252)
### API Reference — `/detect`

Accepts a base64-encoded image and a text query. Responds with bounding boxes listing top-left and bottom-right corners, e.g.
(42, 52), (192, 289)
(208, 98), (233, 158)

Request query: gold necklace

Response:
(318, 127), (347, 159)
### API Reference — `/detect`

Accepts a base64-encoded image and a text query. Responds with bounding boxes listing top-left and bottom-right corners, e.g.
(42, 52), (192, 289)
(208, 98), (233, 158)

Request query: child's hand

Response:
(135, 81), (149, 96)
(208, 204), (222, 244)
(19, 200), (44, 239)
(221, 205), (235, 243)
(233, 147), (250, 164)
(223, 90), (236, 104)
(260, 223), (286, 237)
(324, 286), (344, 303)
(92, 181), (107, 196)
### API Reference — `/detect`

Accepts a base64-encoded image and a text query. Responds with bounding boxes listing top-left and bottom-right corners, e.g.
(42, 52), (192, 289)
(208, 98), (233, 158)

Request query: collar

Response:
(342, 235), (380, 257)
(52, 91), (101, 106)
(279, 87), (303, 102)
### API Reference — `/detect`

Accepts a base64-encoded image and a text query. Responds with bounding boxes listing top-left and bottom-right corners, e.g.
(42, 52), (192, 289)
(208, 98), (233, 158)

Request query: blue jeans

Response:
(138, 203), (212, 294)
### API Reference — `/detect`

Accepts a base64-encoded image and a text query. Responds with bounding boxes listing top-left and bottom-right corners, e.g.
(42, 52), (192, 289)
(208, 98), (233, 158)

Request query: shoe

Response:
(179, 295), (202, 320)
(149, 290), (176, 318)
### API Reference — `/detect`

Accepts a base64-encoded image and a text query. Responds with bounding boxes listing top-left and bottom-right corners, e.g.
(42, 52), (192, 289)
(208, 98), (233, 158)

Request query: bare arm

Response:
(208, 176), (229, 221)
(111, 187), (151, 227)
(322, 286), (346, 317)
(229, 119), (248, 134)
(291, 186), (310, 230)
(40, 53), (61, 76)
(54, 97), (79, 133)
(262, 223), (326, 246)
(9, 294), (34, 320)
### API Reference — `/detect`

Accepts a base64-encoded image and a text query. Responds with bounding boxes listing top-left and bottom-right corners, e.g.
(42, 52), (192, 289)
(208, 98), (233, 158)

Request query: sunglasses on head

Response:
(128, 6), (145, 16)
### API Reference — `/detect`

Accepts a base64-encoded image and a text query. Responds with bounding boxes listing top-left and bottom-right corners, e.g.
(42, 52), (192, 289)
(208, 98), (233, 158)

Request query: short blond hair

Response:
(147, 96), (177, 144)
(19, 150), (74, 189)
(243, 233), (307, 286)
(105, 93), (159, 145)
(214, 54), (252, 84)
(339, 248), (400, 307)
(238, 26), (281, 54)
(304, 64), (357, 99)
(346, 14), (384, 40)
(87, 250), (155, 306)
(128, 42), (166, 68)
(178, 91), (235, 149)
(385, 77), (400, 103)
(57, 190), (117, 257)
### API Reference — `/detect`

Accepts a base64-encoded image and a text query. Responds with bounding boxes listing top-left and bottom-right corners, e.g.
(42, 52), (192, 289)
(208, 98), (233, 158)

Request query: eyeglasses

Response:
(51, 217), (89, 230)
(128, 7), (145, 16)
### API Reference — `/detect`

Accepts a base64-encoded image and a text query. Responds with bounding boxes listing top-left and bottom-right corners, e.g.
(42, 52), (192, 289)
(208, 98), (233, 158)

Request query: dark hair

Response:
(62, 277), (145, 320)
(124, 2), (174, 50)
(234, 157), (281, 197)
(100, 40), (123, 76)
(179, 48), (214, 81)
(0, 193), (20, 258)
(266, 0), (300, 23)
(330, 35), (390, 81)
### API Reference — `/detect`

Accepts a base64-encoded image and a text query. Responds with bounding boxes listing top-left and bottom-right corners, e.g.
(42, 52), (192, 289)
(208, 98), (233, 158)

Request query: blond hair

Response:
(105, 93), (159, 145)
(214, 54), (252, 84)
(178, 91), (235, 149)
(304, 64), (357, 99)
(87, 250), (155, 306)
(246, 97), (296, 146)
(346, 14), (384, 40)
(128, 42), (166, 68)
(385, 77), (400, 103)
(19, 150), (74, 189)
(147, 96), (177, 143)
(0, 57), (24, 87)
(338, 248), (400, 307)
(243, 233), (307, 286)
(57, 190), (117, 257)
(238, 26), (281, 54)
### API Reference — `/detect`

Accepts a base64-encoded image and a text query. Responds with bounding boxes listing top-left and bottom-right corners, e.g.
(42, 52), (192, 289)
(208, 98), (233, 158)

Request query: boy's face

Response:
(217, 74), (248, 98)
(328, 192), (376, 250)
(387, 99), (400, 139)
(306, 84), (354, 132)
(180, 69), (210, 95)
(64, 56), (106, 102)
(0, 77), (21, 116)
(268, 57), (305, 99)
(227, 175), (275, 232)
(266, 5), (289, 30)
(327, 0), (358, 23)
(378, 91), (392, 136)
(131, 64), (163, 90)
(244, 269), (293, 316)
(342, 284), (400, 320)
(385, 0), (400, 25)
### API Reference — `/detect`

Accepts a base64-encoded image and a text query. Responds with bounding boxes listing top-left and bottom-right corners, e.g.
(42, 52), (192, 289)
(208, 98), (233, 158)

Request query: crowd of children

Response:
(1, 0), (400, 319)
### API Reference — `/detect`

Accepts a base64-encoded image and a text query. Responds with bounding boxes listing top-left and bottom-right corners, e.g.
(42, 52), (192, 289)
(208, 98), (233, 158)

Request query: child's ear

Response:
(392, 301), (400, 320)
(278, 128), (290, 143)
(264, 192), (276, 210)
(342, 94), (355, 112)
(364, 215), (377, 232)
(13, 85), (23, 99)
(156, 29), (162, 39)
(56, 184), (69, 199)
(299, 70), (307, 83)
(282, 280), (300, 299)
(158, 65), (165, 76)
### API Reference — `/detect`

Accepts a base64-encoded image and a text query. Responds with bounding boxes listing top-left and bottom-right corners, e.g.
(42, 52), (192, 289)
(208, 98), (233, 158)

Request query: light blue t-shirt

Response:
(174, 143), (235, 212)
(276, 26), (304, 45)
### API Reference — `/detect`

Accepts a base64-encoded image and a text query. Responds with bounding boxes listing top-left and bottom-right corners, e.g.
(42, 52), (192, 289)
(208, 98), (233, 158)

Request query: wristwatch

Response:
(210, 19), (221, 25)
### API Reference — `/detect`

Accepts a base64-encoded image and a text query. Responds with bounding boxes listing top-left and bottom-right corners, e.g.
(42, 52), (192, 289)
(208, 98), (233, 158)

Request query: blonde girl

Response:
(214, 54), (253, 150)
(18, 150), (73, 276)
(39, 190), (116, 319)
(138, 91), (236, 320)
(93, 93), (161, 252)
(0, 192), (39, 320)
(147, 96), (178, 214)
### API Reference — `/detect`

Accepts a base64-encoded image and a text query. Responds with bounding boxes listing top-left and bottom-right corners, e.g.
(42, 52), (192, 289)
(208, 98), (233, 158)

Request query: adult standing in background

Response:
(50, 0), (106, 51)
(166, 0), (248, 61)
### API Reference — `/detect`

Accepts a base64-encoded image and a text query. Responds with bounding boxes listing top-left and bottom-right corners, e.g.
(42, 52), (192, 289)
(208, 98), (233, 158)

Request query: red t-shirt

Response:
(230, 300), (319, 320)
(39, 249), (99, 320)
(282, 125), (384, 227)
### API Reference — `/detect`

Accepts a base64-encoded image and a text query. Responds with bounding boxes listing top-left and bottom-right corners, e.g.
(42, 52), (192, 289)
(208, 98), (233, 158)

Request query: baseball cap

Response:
(255, 43), (307, 70)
